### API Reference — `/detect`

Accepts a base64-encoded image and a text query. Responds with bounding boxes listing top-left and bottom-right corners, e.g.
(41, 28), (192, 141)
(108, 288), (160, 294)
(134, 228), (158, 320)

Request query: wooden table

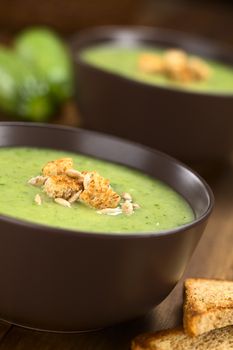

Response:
(0, 157), (232, 349)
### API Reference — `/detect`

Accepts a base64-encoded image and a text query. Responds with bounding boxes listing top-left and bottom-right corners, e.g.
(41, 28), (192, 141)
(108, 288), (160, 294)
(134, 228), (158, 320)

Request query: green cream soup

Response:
(0, 147), (194, 233)
(81, 44), (233, 94)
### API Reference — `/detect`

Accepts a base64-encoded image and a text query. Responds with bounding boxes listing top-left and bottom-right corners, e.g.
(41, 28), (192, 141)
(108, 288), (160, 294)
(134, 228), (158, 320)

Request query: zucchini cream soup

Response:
(0, 147), (194, 233)
(81, 44), (233, 94)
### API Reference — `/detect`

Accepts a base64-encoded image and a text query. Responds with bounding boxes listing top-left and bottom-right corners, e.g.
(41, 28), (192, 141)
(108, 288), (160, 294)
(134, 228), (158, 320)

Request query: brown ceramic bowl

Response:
(72, 26), (233, 165)
(0, 122), (213, 332)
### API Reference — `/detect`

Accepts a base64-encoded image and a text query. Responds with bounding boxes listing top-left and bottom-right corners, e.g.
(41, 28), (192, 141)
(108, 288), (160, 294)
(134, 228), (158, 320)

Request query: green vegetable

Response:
(15, 27), (74, 102)
(0, 47), (54, 121)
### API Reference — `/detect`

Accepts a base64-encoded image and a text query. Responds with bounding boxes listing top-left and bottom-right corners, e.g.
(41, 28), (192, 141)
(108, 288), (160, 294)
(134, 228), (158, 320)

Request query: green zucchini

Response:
(0, 47), (54, 121)
(15, 28), (74, 102)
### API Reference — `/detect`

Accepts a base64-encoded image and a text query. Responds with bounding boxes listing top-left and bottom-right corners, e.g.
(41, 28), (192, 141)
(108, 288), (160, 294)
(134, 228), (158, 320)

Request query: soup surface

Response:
(80, 44), (233, 94)
(0, 147), (194, 233)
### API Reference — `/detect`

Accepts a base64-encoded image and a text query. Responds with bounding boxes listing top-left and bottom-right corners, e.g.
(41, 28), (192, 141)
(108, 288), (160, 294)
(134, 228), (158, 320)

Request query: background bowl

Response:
(0, 122), (213, 332)
(72, 26), (233, 166)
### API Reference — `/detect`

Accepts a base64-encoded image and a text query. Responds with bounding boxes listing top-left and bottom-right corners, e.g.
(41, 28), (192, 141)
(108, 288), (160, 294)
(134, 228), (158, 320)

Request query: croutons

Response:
(188, 57), (211, 81)
(138, 48), (211, 83)
(164, 49), (192, 82)
(79, 171), (121, 209)
(138, 53), (164, 74)
(164, 49), (188, 71)
(42, 158), (73, 176)
(43, 175), (82, 200)
(28, 157), (140, 214)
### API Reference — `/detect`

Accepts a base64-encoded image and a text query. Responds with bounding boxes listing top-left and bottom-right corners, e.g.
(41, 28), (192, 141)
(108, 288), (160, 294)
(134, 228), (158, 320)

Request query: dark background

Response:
(0, 0), (233, 47)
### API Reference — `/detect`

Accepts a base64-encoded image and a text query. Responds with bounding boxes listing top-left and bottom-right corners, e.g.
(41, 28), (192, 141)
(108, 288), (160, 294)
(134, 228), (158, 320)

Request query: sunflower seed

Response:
(68, 190), (82, 203)
(122, 192), (132, 202)
(28, 176), (48, 187)
(54, 198), (71, 208)
(83, 173), (92, 189)
(34, 194), (42, 205)
(97, 207), (122, 216)
(121, 201), (134, 215)
(66, 169), (84, 180)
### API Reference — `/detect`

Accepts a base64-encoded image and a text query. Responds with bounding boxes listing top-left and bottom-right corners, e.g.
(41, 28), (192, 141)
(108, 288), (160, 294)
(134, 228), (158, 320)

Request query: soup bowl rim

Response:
(72, 25), (233, 98)
(0, 121), (214, 239)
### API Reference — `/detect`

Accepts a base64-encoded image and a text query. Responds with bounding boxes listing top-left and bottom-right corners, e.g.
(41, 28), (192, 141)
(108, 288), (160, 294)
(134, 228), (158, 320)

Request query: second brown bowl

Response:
(72, 26), (233, 165)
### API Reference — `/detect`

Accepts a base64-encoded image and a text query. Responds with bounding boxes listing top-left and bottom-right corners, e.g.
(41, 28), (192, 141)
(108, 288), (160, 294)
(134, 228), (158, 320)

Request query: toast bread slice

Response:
(184, 278), (233, 336)
(131, 325), (233, 350)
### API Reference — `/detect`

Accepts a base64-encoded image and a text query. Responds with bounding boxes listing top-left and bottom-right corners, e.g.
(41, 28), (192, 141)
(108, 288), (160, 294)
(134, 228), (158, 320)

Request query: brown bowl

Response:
(71, 26), (233, 165)
(0, 122), (213, 332)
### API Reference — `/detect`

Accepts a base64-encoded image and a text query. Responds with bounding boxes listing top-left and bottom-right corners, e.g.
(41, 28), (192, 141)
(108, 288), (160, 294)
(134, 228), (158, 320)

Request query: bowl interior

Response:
(74, 26), (233, 74)
(0, 122), (213, 231)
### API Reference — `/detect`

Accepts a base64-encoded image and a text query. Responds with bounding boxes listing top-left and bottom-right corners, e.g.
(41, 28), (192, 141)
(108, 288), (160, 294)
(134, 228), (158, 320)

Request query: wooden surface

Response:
(0, 158), (232, 349)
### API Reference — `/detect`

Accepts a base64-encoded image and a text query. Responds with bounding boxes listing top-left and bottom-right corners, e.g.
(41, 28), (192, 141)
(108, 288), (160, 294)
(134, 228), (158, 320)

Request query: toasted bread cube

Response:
(163, 49), (192, 82)
(138, 53), (165, 74)
(188, 57), (211, 81)
(43, 175), (82, 200)
(79, 171), (121, 209)
(42, 158), (73, 176)
(164, 49), (188, 70)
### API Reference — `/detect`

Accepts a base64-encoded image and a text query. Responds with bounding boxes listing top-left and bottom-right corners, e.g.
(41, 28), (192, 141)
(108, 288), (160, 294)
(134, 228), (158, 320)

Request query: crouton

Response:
(188, 57), (211, 81)
(42, 158), (73, 176)
(138, 53), (165, 74)
(43, 174), (82, 200)
(79, 171), (121, 209)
